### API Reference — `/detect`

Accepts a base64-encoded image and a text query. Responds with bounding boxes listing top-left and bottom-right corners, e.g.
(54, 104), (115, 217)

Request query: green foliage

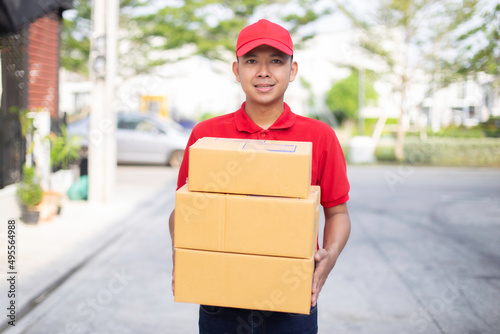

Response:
(439, 2), (500, 85)
(372, 137), (500, 166)
(46, 126), (82, 170)
(61, 0), (149, 77)
(374, 145), (397, 162)
(426, 125), (485, 139)
(17, 165), (43, 209)
(474, 116), (500, 138)
(61, 0), (92, 76)
(335, 0), (444, 73)
(16, 108), (36, 162)
(422, 117), (500, 139)
(129, 0), (329, 70)
(61, 0), (329, 77)
(403, 138), (500, 167)
(325, 70), (378, 124)
(333, 0), (488, 161)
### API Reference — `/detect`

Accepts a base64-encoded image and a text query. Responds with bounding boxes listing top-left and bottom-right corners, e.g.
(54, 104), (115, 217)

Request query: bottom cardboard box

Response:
(174, 248), (314, 315)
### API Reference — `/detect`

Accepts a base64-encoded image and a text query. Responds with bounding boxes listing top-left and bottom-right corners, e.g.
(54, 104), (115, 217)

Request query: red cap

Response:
(236, 19), (293, 57)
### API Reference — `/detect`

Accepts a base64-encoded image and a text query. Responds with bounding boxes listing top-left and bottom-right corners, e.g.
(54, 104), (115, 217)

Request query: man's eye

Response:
(272, 59), (283, 64)
(246, 59), (256, 64)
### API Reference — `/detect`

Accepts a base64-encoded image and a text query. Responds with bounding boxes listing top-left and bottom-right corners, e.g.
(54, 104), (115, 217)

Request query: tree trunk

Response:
(395, 107), (406, 161)
(395, 74), (408, 162)
(395, 25), (411, 162)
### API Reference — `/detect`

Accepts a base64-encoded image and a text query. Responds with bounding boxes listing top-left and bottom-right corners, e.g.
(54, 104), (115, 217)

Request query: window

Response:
(135, 120), (158, 133)
(74, 92), (90, 114)
(468, 106), (475, 118)
(117, 118), (140, 130)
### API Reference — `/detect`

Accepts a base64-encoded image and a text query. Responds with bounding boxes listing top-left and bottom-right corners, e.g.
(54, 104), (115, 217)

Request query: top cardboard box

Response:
(188, 137), (312, 198)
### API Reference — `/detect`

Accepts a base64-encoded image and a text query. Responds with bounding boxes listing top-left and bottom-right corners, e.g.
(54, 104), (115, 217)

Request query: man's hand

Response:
(311, 248), (338, 307)
(311, 203), (351, 307)
(172, 266), (175, 295)
(171, 248), (175, 296)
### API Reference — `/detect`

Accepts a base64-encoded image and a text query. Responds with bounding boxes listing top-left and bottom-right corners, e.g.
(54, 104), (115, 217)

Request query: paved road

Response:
(5, 165), (500, 334)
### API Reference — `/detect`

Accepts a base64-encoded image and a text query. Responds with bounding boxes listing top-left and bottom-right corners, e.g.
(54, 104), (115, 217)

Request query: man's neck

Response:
(244, 101), (284, 130)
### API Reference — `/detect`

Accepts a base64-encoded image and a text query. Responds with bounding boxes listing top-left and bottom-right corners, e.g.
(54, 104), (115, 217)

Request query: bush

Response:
(374, 145), (397, 162)
(17, 165), (43, 209)
(427, 125), (485, 138)
(403, 138), (500, 167)
(475, 116), (500, 138)
(426, 117), (500, 139)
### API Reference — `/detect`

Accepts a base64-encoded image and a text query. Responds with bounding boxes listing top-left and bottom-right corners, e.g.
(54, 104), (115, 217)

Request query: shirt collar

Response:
(234, 102), (296, 133)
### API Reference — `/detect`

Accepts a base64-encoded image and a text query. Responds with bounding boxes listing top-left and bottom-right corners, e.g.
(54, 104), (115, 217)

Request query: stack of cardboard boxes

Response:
(174, 137), (320, 314)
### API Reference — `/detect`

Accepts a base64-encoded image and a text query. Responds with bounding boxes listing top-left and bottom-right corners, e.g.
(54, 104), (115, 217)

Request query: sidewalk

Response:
(0, 166), (179, 330)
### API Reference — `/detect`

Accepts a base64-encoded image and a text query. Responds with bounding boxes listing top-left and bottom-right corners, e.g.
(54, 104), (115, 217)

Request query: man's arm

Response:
(311, 203), (351, 307)
(169, 209), (175, 295)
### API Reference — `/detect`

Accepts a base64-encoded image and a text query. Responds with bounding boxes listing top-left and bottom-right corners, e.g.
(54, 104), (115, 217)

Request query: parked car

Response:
(67, 112), (190, 167)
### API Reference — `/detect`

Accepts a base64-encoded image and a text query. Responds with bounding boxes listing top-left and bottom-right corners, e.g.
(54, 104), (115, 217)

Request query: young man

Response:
(169, 19), (351, 333)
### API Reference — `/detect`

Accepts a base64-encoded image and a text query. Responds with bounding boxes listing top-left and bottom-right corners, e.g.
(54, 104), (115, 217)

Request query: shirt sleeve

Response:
(318, 131), (350, 208)
(176, 130), (199, 190)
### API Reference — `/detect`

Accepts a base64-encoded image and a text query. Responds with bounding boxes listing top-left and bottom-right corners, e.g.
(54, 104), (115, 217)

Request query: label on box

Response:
(242, 141), (297, 153)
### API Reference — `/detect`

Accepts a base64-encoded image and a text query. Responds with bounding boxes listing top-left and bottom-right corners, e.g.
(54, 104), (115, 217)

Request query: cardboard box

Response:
(175, 185), (320, 259)
(174, 248), (314, 314)
(188, 137), (312, 198)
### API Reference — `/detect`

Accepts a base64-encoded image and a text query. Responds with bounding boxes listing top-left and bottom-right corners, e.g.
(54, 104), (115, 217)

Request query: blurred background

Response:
(0, 0), (499, 333)
(1, 0), (499, 206)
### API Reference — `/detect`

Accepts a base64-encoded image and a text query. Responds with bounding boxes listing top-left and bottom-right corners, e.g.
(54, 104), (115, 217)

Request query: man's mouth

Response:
(254, 84), (274, 92)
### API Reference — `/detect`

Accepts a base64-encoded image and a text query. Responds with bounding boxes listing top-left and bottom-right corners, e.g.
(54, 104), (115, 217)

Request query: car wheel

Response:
(169, 150), (184, 167)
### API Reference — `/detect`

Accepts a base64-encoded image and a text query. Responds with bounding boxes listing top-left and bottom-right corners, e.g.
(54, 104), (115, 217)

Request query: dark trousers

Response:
(199, 304), (318, 334)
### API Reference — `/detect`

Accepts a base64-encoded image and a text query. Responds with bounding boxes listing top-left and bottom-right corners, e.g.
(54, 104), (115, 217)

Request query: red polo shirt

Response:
(176, 102), (349, 207)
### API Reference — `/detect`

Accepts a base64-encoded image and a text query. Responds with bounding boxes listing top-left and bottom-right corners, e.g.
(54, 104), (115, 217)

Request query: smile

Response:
(254, 84), (274, 92)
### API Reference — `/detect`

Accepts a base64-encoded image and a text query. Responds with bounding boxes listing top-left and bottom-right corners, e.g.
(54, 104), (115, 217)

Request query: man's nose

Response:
(257, 63), (271, 77)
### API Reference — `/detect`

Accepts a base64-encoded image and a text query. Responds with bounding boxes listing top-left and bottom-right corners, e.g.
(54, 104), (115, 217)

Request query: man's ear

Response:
(289, 61), (298, 83)
(232, 61), (241, 82)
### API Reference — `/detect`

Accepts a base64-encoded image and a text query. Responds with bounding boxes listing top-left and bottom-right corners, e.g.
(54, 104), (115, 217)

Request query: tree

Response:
(60, 0), (147, 76)
(325, 69), (377, 125)
(334, 0), (469, 161)
(60, 0), (91, 76)
(61, 0), (331, 78)
(440, 2), (499, 85)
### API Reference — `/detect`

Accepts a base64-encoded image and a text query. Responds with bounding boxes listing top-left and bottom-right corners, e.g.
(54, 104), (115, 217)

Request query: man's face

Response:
(233, 44), (298, 109)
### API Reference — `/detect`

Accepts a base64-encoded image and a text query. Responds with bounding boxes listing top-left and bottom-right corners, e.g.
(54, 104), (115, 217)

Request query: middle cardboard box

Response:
(175, 184), (321, 259)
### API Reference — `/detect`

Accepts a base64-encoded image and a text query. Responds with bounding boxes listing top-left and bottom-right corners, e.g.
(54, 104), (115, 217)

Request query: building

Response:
(0, 1), (72, 218)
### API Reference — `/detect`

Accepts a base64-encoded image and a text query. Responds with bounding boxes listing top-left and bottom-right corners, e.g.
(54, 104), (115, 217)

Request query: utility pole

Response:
(89, 0), (118, 203)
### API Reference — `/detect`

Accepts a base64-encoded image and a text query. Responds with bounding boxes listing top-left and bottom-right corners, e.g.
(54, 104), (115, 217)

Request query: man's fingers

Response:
(311, 293), (318, 307)
(172, 268), (175, 295)
(314, 248), (328, 262)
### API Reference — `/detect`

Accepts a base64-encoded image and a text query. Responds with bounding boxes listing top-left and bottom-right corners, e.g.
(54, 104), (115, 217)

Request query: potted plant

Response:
(16, 109), (43, 223)
(45, 125), (83, 214)
(17, 109), (67, 221)
(16, 165), (43, 224)
(47, 125), (82, 171)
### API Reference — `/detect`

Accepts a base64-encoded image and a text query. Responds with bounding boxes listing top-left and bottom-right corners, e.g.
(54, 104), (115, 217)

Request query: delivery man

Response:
(169, 19), (351, 334)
